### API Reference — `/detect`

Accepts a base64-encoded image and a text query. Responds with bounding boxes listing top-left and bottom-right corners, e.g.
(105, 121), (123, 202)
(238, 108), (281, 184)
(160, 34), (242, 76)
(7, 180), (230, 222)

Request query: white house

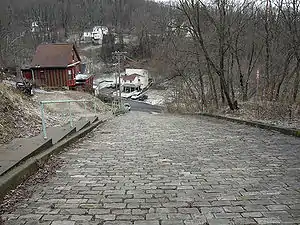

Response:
(121, 74), (143, 93)
(82, 31), (93, 42)
(31, 21), (39, 32)
(125, 69), (149, 89)
(92, 26), (109, 45)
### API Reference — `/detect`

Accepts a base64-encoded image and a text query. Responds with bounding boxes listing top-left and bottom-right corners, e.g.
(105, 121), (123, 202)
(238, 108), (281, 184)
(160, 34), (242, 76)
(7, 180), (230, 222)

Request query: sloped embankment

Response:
(0, 84), (41, 145)
(0, 84), (111, 145)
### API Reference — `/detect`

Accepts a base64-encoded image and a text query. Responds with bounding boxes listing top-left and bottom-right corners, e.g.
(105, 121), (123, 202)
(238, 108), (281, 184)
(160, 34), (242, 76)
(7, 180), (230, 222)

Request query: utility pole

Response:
(113, 51), (127, 108)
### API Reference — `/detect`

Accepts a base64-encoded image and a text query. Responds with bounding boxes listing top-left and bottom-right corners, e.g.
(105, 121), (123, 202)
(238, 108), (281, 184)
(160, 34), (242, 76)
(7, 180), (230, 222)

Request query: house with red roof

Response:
(21, 43), (82, 88)
(121, 69), (149, 93)
(121, 74), (142, 93)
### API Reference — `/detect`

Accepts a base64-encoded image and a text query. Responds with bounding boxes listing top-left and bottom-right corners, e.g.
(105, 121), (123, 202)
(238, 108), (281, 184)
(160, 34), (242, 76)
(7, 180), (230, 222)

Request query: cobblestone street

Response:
(2, 112), (300, 225)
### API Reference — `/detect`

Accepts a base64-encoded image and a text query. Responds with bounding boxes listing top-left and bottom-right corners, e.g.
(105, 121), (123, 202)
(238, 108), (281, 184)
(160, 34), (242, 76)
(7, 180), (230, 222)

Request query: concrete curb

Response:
(0, 138), (53, 177)
(191, 112), (300, 138)
(0, 120), (104, 201)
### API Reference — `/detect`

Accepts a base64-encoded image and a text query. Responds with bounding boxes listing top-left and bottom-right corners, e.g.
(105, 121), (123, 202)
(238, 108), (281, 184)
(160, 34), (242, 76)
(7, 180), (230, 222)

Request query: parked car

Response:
(124, 103), (131, 111)
(16, 81), (34, 96)
(138, 94), (148, 101)
(131, 94), (148, 101)
(131, 94), (139, 100)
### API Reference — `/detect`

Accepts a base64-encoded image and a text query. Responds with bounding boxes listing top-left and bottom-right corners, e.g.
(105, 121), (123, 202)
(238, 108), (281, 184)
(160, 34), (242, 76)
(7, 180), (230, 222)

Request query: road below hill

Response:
(124, 99), (163, 113)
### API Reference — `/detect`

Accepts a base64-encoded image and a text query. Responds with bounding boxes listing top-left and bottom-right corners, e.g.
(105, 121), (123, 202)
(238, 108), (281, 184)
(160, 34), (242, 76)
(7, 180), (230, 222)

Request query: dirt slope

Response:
(0, 83), (110, 145)
(0, 84), (41, 145)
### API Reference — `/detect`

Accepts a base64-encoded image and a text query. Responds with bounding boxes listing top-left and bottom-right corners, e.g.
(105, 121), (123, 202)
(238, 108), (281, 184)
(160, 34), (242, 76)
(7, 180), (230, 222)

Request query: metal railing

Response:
(40, 99), (97, 139)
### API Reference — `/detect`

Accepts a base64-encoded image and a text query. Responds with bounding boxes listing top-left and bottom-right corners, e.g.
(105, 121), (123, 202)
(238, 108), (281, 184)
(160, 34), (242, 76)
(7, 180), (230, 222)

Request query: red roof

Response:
(31, 43), (81, 68)
(122, 74), (138, 82)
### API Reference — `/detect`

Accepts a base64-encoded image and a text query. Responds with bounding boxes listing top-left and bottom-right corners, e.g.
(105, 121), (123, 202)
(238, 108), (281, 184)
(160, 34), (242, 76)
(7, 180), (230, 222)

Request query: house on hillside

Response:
(92, 26), (109, 45)
(82, 31), (93, 43)
(122, 74), (142, 93)
(31, 21), (39, 33)
(121, 69), (149, 93)
(125, 69), (149, 89)
(21, 43), (82, 88)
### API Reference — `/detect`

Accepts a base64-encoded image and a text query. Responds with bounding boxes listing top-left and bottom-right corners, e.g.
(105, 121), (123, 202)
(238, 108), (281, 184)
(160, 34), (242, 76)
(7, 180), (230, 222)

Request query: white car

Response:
(131, 95), (139, 100)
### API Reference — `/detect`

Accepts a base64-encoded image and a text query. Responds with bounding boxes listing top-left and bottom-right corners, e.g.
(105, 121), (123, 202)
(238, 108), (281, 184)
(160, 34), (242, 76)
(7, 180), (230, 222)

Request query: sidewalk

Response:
(0, 113), (112, 180)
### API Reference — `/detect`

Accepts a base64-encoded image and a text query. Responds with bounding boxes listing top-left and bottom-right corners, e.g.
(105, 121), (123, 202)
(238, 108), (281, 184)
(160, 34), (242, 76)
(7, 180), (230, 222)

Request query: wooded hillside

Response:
(1, 0), (299, 112)
(153, 0), (300, 112)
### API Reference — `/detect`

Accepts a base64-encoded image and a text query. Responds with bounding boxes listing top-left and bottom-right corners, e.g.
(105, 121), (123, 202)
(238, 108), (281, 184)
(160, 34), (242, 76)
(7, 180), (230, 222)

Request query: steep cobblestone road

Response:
(3, 112), (300, 225)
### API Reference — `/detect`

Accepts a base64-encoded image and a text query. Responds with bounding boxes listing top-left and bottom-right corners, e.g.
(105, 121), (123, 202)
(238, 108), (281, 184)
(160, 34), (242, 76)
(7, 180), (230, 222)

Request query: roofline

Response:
(72, 44), (81, 62)
(28, 66), (70, 69)
(29, 43), (81, 69)
(122, 74), (141, 77)
(67, 61), (81, 67)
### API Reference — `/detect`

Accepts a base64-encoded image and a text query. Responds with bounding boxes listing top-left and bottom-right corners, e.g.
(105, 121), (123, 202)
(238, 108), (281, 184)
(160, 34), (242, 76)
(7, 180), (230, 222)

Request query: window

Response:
(68, 69), (72, 80)
(130, 80), (132, 83)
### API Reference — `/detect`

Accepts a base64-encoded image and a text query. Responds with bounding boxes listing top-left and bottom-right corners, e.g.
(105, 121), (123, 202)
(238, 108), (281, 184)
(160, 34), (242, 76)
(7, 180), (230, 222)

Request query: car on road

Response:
(131, 94), (148, 101)
(138, 94), (148, 101)
(131, 94), (139, 100)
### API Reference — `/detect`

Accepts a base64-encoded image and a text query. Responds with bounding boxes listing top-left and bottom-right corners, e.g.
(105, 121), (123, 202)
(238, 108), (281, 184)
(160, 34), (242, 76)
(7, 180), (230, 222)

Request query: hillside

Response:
(0, 83), (41, 144)
(0, 83), (110, 146)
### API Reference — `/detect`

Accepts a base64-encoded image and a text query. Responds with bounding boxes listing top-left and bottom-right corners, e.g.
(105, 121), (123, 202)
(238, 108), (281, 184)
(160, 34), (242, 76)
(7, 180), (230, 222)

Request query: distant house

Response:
(21, 43), (81, 88)
(121, 69), (149, 93)
(31, 21), (39, 33)
(82, 31), (93, 43)
(125, 69), (149, 89)
(122, 74), (143, 93)
(92, 26), (109, 45)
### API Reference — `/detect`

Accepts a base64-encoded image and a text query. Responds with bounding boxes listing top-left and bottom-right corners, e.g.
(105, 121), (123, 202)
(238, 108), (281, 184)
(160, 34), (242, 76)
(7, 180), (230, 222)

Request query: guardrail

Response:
(40, 99), (97, 139)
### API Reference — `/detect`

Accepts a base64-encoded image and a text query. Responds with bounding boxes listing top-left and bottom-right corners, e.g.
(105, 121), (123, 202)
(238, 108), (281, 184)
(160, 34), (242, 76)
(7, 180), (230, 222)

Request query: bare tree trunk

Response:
(293, 61), (300, 102)
(220, 77), (225, 104)
(276, 77), (286, 101)
(195, 49), (207, 110)
(198, 71), (206, 111)
(234, 33), (246, 101)
(229, 52), (235, 101)
(217, 0), (234, 110)
(230, 78), (235, 101)
(207, 63), (219, 109)
(264, 0), (272, 100)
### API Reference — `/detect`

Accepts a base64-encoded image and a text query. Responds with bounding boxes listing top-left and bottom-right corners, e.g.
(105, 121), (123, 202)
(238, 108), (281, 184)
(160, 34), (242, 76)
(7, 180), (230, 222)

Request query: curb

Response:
(192, 112), (300, 138)
(0, 120), (104, 201)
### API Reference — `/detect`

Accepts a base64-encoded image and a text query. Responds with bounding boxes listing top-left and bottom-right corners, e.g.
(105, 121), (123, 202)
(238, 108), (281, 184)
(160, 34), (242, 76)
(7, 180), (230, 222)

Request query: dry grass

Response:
(166, 97), (300, 129)
(222, 101), (300, 129)
(0, 83), (110, 145)
(0, 84), (41, 145)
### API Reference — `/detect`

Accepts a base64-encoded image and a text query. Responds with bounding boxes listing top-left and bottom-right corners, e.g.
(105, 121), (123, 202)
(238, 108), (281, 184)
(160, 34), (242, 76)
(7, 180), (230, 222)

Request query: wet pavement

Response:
(2, 112), (300, 225)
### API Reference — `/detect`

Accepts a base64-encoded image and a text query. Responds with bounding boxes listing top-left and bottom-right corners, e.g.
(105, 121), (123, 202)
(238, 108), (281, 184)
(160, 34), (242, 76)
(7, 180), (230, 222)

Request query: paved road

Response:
(2, 112), (300, 225)
(125, 100), (163, 113)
